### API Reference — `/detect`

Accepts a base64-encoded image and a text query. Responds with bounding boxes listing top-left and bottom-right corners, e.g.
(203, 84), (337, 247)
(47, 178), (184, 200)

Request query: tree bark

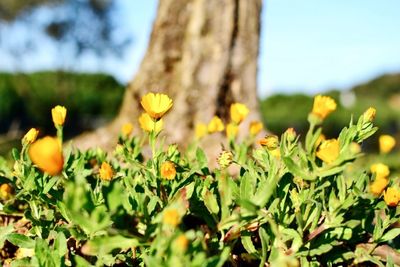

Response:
(74, 0), (263, 157)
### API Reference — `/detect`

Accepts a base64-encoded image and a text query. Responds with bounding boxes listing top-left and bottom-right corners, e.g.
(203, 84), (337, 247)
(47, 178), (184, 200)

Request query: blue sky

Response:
(260, 0), (400, 96)
(0, 0), (399, 98)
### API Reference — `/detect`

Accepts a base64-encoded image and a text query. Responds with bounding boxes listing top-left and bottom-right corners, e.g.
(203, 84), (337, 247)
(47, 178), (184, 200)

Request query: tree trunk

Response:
(74, 0), (263, 157)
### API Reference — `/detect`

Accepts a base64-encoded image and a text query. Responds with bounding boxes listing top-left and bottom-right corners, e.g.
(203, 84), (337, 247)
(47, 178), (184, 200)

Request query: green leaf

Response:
(373, 213), (384, 241)
(282, 156), (315, 181)
(73, 255), (94, 267)
(7, 233), (35, 248)
(259, 228), (269, 267)
(0, 224), (14, 249)
(253, 174), (280, 208)
(196, 148), (208, 170)
(203, 189), (219, 216)
(12, 148), (20, 161)
(106, 181), (125, 212)
(379, 228), (400, 243)
(328, 227), (352, 240)
(35, 238), (56, 267)
(240, 172), (255, 200)
(241, 234), (259, 257)
(53, 232), (67, 258)
(56, 201), (71, 223)
(82, 235), (139, 256)
(42, 176), (59, 194)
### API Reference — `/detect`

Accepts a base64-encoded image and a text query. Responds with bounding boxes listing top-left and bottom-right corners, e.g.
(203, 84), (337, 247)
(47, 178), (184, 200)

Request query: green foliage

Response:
(0, 100), (399, 266)
(260, 74), (400, 145)
(0, 71), (124, 136)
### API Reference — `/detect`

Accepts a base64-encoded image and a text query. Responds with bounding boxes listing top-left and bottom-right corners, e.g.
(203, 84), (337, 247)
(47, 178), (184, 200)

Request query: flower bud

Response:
(363, 107), (376, 122)
(217, 151), (233, 169)
(99, 162), (113, 181)
(384, 187), (400, 207)
(161, 161), (177, 180)
(51, 105), (67, 126)
(285, 128), (297, 142)
(259, 135), (279, 150)
(22, 128), (39, 145)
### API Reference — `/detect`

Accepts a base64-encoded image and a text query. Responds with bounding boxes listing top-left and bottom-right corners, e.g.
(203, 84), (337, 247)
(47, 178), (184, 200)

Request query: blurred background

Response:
(0, 0), (399, 157)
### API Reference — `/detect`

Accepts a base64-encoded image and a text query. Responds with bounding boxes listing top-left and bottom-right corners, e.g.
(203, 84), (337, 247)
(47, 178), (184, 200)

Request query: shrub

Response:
(0, 71), (124, 137)
(0, 94), (399, 266)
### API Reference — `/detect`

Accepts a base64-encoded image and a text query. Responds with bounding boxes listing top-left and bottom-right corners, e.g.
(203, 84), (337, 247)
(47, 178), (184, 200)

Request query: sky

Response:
(0, 0), (399, 98)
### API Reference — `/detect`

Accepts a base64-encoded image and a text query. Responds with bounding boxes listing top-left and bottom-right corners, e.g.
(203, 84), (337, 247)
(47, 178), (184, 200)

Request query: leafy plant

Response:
(0, 94), (399, 266)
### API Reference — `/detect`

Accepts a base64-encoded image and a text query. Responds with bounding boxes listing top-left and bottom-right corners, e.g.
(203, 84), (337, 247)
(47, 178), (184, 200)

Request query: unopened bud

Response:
(259, 135), (279, 150)
(363, 107), (376, 122)
(217, 151), (233, 169)
(285, 128), (297, 142)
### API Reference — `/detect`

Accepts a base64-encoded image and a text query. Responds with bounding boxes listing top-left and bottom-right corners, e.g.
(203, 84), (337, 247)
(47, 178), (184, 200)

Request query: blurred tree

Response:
(0, 0), (129, 57)
(1, 0), (263, 153)
(75, 0), (263, 153)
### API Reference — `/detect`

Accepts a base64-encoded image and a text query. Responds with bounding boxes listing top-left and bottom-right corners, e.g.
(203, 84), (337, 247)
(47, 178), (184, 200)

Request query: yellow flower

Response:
(29, 136), (64, 176)
(208, 116), (224, 133)
(0, 184), (13, 200)
(249, 121), (263, 136)
(99, 162), (113, 181)
(51, 105), (67, 126)
(259, 135), (279, 150)
(195, 123), (208, 139)
(363, 107), (376, 122)
(316, 139), (340, 164)
(230, 103), (249, 124)
(370, 163), (390, 180)
(139, 113), (163, 133)
(384, 187), (400, 207)
(121, 123), (134, 137)
(226, 123), (238, 139)
(369, 178), (389, 196)
(174, 234), (189, 253)
(217, 151), (233, 169)
(379, 135), (396, 154)
(22, 128), (39, 145)
(163, 208), (180, 227)
(140, 93), (173, 119)
(311, 95), (337, 119)
(161, 161), (176, 180)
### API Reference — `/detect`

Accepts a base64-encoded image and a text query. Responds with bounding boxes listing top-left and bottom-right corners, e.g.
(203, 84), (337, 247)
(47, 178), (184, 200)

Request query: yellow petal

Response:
(160, 161), (176, 180)
(140, 93), (173, 119)
(316, 139), (340, 164)
(99, 162), (114, 181)
(195, 123), (208, 139)
(230, 103), (249, 124)
(379, 135), (396, 154)
(29, 136), (64, 175)
(139, 113), (163, 133)
(249, 121), (263, 136)
(311, 95), (336, 119)
(51, 105), (67, 126)
(207, 116), (224, 133)
(23, 128), (39, 144)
